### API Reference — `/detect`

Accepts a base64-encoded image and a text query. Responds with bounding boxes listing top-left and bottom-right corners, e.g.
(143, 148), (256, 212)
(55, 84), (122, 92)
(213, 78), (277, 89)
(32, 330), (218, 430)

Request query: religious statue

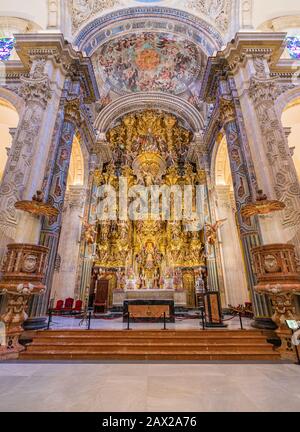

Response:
(137, 241), (163, 288)
(205, 219), (227, 246)
(80, 218), (97, 245)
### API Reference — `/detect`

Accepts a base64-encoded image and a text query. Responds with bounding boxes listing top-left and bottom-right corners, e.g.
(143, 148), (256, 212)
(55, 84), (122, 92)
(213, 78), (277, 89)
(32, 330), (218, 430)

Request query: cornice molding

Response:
(200, 32), (288, 103)
(14, 33), (100, 103)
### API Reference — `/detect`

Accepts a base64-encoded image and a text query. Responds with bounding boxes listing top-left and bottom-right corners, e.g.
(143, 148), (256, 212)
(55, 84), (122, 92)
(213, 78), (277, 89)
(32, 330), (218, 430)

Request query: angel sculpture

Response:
(80, 218), (97, 245)
(205, 219), (227, 246)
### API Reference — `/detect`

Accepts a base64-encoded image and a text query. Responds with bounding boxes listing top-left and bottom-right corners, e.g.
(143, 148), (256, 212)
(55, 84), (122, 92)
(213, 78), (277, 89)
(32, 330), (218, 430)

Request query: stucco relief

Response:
(71, 0), (121, 30)
(248, 76), (300, 231)
(0, 62), (52, 242)
(48, 0), (60, 28)
(185, 0), (231, 33)
(71, 0), (231, 37)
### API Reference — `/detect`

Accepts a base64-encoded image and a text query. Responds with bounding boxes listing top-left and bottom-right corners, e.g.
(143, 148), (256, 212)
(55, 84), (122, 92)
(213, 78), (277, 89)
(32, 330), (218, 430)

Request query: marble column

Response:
(0, 57), (65, 317)
(219, 98), (273, 322)
(77, 153), (101, 304)
(0, 59), (53, 258)
(247, 72), (300, 251)
(31, 104), (80, 317)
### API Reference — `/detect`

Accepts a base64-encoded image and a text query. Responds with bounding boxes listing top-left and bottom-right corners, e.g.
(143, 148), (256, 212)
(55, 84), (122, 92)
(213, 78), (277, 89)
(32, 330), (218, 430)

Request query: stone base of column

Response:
(251, 317), (277, 330)
(276, 329), (299, 362)
(0, 243), (49, 359)
(0, 327), (25, 360)
(252, 244), (300, 360)
(23, 316), (48, 330)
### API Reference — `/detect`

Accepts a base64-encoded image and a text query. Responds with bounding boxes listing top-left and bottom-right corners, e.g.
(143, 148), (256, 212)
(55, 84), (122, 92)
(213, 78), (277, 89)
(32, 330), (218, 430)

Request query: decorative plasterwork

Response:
(14, 33), (100, 103)
(71, 0), (121, 30)
(74, 7), (223, 55)
(200, 33), (288, 103)
(241, 0), (253, 29)
(48, 0), (60, 29)
(185, 0), (231, 33)
(94, 92), (204, 133)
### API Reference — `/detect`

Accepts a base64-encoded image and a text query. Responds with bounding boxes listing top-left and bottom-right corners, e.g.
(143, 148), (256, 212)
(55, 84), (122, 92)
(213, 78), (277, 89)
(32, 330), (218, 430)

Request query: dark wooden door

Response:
(94, 279), (109, 312)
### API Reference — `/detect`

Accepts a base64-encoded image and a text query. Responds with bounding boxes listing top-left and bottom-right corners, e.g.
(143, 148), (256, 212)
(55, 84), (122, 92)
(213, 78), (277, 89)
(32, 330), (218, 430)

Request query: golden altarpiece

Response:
(88, 110), (209, 309)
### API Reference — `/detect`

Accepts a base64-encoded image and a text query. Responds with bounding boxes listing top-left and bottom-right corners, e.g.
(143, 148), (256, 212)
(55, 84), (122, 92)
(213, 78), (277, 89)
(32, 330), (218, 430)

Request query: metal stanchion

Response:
(88, 311), (92, 330)
(238, 312), (244, 330)
(126, 312), (132, 331)
(200, 307), (205, 330)
(47, 309), (52, 330)
(162, 312), (167, 331)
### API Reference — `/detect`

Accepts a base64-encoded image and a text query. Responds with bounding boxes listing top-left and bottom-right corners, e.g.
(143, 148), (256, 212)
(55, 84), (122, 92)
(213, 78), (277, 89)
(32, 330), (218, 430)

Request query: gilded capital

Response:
(219, 98), (236, 126)
(64, 98), (82, 125)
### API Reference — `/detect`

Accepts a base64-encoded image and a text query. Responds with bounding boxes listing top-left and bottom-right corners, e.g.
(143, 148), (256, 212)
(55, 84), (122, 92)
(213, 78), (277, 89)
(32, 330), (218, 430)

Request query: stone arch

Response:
(214, 135), (234, 188)
(281, 97), (300, 181)
(276, 88), (300, 182)
(257, 13), (300, 32)
(74, 7), (224, 56)
(0, 87), (24, 116)
(0, 97), (19, 183)
(94, 93), (205, 133)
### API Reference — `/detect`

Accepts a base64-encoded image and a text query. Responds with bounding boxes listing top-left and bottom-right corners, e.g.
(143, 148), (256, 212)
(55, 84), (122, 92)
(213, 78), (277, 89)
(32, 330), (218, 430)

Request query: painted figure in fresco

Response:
(98, 32), (200, 94)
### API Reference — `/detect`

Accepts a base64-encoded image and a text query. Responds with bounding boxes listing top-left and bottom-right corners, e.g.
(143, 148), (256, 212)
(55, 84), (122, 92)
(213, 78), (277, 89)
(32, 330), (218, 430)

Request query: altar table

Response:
(123, 299), (175, 322)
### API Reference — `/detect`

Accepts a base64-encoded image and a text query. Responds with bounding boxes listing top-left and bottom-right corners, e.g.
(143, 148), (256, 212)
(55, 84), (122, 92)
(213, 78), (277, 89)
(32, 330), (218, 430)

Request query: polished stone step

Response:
(27, 339), (269, 346)
(20, 329), (280, 361)
(20, 352), (280, 361)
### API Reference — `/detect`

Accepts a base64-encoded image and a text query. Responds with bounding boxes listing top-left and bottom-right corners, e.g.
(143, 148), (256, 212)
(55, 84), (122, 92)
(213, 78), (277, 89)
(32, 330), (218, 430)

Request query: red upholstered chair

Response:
(73, 300), (83, 312)
(63, 297), (74, 311)
(52, 300), (63, 312)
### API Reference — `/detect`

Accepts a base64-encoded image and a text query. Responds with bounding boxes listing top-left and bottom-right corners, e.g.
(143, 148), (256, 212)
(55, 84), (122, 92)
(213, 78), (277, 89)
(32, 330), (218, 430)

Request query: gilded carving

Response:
(93, 110), (204, 294)
(219, 98), (236, 126)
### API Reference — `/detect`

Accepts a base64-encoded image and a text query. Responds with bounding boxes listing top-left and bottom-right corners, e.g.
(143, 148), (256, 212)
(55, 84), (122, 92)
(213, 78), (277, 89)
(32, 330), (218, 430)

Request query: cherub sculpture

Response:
(80, 218), (97, 244)
(205, 219), (227, 245)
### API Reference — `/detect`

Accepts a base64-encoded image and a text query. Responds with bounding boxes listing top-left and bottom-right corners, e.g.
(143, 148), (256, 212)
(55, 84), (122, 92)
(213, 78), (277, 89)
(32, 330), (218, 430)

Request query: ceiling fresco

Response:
(95, 32), (202, 94)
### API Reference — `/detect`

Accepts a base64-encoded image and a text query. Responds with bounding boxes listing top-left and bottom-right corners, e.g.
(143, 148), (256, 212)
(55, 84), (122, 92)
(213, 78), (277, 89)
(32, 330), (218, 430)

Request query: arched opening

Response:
(281, 98), (300, 181)
(257, 14), (300, 59)
(215, 136), (234, 188)
(213, 135), (249, 307)
(0, 16), (42, 60)
(0, 98), (19, 182)
(67, 134), (85, 188)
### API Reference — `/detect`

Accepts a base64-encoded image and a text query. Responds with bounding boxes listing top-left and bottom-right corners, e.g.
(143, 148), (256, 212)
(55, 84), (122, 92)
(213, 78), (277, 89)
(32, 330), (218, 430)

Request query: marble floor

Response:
(0, 362), (299, 412)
